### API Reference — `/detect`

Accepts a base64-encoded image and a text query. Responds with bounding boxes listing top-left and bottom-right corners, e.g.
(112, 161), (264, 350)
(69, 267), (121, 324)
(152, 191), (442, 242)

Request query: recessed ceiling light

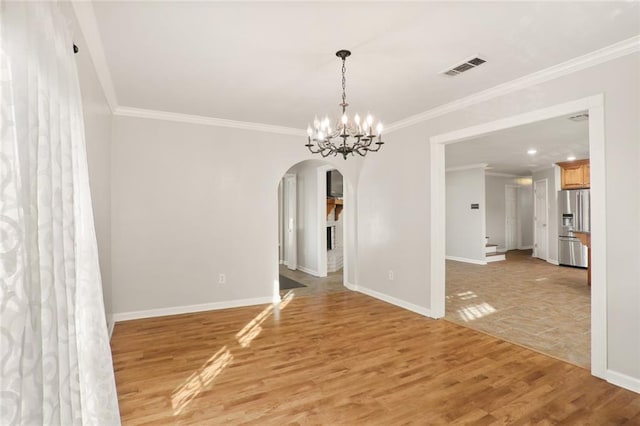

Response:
(567, 156), (576, 161)
(527, 149), (537, 155)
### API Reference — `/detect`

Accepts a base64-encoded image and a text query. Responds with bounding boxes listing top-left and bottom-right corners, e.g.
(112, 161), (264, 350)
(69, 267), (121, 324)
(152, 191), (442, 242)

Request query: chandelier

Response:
(306, 50), (384, 159)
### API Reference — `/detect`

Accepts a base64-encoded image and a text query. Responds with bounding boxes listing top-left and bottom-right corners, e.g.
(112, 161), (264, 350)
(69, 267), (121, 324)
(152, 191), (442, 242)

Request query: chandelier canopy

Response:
(306, 50), (384, 159)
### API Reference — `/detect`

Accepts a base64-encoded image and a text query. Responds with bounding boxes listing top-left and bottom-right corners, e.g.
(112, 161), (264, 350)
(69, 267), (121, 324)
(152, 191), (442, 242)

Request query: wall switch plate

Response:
(388, 270), (394, 281)
(218, 273), (226, 284)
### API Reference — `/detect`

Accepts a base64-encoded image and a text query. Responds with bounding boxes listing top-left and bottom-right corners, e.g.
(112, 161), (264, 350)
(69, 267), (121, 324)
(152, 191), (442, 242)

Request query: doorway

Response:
(533, 179), (549, 261)
(431, 95), (606, 378)
(504, 185), (518, 251)
(277, 160), (349, 297)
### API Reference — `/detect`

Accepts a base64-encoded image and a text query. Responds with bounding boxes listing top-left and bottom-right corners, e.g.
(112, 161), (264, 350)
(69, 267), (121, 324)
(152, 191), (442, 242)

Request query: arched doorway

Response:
(275, 159), (353, 298)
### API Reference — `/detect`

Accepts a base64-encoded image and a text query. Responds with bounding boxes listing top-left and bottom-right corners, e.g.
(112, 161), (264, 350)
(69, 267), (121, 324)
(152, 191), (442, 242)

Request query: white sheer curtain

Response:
(0, 2), (120, 424)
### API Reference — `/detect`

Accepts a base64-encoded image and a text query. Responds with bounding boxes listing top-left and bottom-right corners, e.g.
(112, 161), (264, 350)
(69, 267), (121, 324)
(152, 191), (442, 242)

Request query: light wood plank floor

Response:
(446, 250), (590, 369)
(111, 291), (640, 425)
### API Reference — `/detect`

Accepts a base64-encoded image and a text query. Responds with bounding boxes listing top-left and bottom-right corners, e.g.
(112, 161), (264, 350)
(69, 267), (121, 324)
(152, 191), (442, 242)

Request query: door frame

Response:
(283, 173), (297, 270)
(429, 94), (606, 379)
(317, 166), (348, 279)
(504, 184), (519, 251)
(533, 179), (549, 261)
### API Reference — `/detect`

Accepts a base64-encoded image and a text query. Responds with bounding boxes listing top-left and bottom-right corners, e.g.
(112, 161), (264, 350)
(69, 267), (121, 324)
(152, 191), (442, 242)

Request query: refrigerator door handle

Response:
(577, 191), (582, 231)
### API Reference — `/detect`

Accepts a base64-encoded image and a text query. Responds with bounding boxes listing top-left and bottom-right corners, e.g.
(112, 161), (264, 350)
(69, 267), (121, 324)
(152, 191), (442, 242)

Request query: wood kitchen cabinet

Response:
(557, 159), (590, 189)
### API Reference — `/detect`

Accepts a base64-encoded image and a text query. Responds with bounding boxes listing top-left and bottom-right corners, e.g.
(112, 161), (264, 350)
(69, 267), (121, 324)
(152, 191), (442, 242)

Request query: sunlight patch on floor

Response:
(457, 302), (497, 322)
(236, 304), (274, 348)
(172, 346), (233, 415)
(456, 291), (478, 300)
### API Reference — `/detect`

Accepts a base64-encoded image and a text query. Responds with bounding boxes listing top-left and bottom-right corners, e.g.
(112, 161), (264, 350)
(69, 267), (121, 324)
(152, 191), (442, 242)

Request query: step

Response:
(485, 244), (498, 254)
(486, 251), (506, 262)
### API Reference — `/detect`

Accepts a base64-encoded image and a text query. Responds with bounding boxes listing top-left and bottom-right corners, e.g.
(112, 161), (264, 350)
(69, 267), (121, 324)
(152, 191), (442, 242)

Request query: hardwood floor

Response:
(446, 250), (590, 368)
(111, 291), (640, 425)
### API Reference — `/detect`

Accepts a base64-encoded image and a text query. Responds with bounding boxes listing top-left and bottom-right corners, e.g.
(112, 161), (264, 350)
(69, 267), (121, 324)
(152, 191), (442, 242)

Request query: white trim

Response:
(70, 1), (118, 111)
(546, 258), (559, 266)
(430, 94), (607, 380)
(607, 370), (640, 394)
(486, 172), (520, 178)
(388, 35), (640, 133)
(517, 245), (534, 250)
(533, 178), (550, 262)
(114, 106), (305, 136)
(588, 98), (607, 380)
(352, 284), (433, 318)
(486, 254), (505, 263)
(445, 163), (488, 172)
(317, 165), (334, 278)
(107, 315), (115, 340)
(344, 280), (357, 291)
(297, 265), (322, 277)
(112, 297), (273, 322)
(445, 256), (487, 265)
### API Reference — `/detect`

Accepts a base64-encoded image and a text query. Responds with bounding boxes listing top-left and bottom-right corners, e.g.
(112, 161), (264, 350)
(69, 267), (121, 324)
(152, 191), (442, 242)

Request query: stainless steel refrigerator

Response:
(558, 189), (590, 268)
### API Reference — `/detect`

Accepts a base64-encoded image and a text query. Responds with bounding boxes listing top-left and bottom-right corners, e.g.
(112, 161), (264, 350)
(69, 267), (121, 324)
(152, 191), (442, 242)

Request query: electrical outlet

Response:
(218, 273), (226, 284)
(388, 270), (394, 281)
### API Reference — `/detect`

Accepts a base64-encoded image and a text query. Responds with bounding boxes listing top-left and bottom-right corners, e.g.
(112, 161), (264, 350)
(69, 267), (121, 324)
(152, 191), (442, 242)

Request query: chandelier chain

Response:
(341, 57), (347, 113)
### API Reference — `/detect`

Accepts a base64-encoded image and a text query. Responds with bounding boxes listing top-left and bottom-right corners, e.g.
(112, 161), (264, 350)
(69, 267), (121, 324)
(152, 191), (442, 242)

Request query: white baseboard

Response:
(445, 256), (487, 265)
(279, 259), (284, 265)
(607, 370), (640, 394)
(112, 296), (274, 322)
(349, 283), (433, 319)
(486, 254), (506, 263)
(518, 245), (534, 250)
(547, 258), (559, 266)
(344, 280), (357, 291)
(297, 265), (323, 277)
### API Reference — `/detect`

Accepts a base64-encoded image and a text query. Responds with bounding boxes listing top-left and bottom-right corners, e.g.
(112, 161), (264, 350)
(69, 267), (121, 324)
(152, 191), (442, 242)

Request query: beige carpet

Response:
(445, 250), (590, 369)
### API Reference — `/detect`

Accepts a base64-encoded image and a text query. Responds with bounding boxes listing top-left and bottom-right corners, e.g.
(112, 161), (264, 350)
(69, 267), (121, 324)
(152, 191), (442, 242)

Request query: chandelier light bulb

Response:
(314, 117), (320, 129)
(307, 126), (313, 137)
(354, 114), (360, 125)
(318, 131), (324, 140)
(341, 114), (348, 125)
(376, 122), (383, 134)
(366, 114), (373, 126)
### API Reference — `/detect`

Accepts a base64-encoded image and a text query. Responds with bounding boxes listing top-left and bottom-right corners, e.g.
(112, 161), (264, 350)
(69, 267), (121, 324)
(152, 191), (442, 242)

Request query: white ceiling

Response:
(90, 2), (639, 129)
(445, 112), (590, 176)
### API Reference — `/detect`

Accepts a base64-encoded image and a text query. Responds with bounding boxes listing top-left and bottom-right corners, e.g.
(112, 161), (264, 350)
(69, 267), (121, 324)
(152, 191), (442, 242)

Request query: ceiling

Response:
(445, 112), (590, 176)
(90, 2), (639, 129)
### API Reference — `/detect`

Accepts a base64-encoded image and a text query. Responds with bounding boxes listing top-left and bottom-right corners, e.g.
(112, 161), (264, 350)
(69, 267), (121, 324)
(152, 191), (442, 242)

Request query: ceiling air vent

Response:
(442, 56), (487, 77)
(568, 113), (589, 122)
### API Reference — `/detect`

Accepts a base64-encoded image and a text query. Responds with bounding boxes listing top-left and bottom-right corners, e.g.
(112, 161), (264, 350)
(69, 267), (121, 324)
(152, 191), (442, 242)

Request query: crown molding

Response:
(445, 163), (488, 172)
(386, 34), (640, 133)
(114, 106), (306, 136)
(70, 1), (118, 112)
(485, 172), (518, 178)
(71, 2), (638, 137)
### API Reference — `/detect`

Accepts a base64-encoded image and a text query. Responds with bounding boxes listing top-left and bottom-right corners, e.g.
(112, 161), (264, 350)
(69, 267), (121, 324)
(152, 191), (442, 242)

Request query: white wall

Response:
(357, 52), (640, 381)
(485, 175), (515, 250)
(66, 4), (113, 316)
(532, 166), (560, 263)
(445, 168), (485, 262)
(285, 160), (327, 275)
(110, 116), (362, 315)
(518, 182), (534, 249)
